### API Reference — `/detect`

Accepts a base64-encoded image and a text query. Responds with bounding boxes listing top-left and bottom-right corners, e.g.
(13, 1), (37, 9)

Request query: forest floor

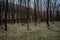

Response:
(0, 22), (60, 40)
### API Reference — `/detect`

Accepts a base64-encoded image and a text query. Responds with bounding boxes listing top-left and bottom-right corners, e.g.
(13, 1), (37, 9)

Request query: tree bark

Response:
(4, 0), (8, 31)
(46, 0), (49, 27)
(0, 3), (2, 29)
(34, 0), (37, 26)
(27, 0), (30, 30)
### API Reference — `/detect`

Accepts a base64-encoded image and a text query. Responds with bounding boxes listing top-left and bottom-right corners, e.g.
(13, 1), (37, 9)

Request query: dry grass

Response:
(0, 22), (60, 40)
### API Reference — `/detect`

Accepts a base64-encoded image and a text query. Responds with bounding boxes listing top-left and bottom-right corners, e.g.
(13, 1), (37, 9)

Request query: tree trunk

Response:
(34, 0), (37, 26)
(27, 0), (30, 30)
(0, 3), (2, 29)
(4, 0), (8, 31)
(46, 0), (49, 27)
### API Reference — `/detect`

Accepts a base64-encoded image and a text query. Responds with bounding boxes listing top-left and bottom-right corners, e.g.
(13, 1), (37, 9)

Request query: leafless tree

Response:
(11, 0), (15, 23)
(40, 0), (43, 22)
(52, 0), (57, 24)
(4, 0), (8, 31)
(0, 1), (2, 29)
(34, 0), (37, 26)
(46, 0), (49, 27)
(36, 0), (39, 23)
(27, 0), (30, 30)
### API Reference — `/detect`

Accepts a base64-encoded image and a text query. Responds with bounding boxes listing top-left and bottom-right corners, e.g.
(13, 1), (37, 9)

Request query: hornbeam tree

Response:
(10, 0), (12, 22)
(0, 1), (2, 29)
(24, 0), (27, 23)
(27, 0), (30, 30)
(49, 0), (52, 22)
(19, 0), (24, 25)
(8, 0), (10, 22)
(46, 0), (49, 27)
(36, 0), (39, 24)
(56, 2), (60, 21)
(4, 0), (8, 31)
(12, 0), (15, 23)
(52, 0), (57, 24)
(19, 0), (22, 23)
(40, 0), (43, 22)
(34, 0), (37, 26)
(20, 0), (24, 26)
(17, 0), (20, 23)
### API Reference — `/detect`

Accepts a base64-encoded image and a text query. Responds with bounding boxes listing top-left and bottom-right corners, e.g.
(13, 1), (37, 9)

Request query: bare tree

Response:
(52, 0), (57, 24)
(10, 0), (12, 23)
(36, 0), (39, 24)
(11, 0), (15, 23)
(56, 2), (60, 21)
(34, 0), (37, 26)
(27, 0), (30, 30)
(49, 0), (52, 22)
(20, 0), (24, 26)
(46, 0), (49, 27)
(0, 1), (2, 29)
(40, 0), (43, 22)
(19, 0), (22, 23)
(4, 0), (8, 31)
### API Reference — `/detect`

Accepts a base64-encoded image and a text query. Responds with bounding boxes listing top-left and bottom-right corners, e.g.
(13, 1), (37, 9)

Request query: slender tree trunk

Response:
(13, 0), (15, 23)
(17, 12), (19, 23)
(0, 3), (2, 29)
(46, 0), (49, 27)
(4, 0), (8, 31)
(19, 0), (22, 23)
(36, 0), (39, 23)
(52, 0), (57, 24)
(20, 0), (24, 26)
(40, 0), (43, 22)
(27, 0), (30, 30)
(52, 9), (54, 24)
(12, 13), (14, 23)
(34, 0), (37, 26)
